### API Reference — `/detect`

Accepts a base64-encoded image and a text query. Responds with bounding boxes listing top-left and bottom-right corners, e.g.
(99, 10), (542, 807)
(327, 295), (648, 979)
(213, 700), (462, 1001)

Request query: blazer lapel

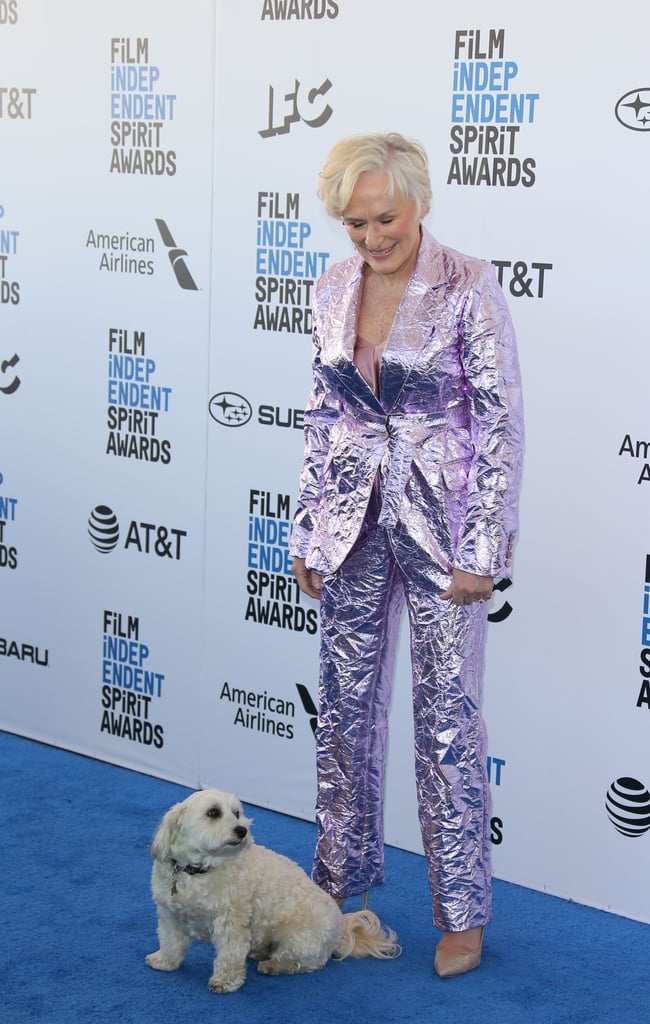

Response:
(321, 258), (385, 415)
(318, 229), (450, 416)
(379, 229), (450, 411)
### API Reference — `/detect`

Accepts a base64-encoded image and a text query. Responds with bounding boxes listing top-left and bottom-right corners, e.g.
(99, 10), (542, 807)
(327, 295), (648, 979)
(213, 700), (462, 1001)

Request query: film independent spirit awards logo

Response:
(605, 777), (650, 837)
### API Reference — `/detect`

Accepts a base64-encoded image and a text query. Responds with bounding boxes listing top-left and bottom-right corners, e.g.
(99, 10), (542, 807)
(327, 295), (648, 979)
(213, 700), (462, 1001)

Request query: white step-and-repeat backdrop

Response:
(2, 0), (649, 924)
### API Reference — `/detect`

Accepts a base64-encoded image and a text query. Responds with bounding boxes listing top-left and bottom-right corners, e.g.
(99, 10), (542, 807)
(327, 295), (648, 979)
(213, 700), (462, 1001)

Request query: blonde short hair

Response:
(317, 132), (432, 219)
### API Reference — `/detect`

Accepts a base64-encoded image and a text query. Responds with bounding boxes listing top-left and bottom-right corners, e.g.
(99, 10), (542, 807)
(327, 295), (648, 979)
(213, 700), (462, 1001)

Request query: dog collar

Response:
(170, 859), (210, 895)
(181, 863), (210, 876)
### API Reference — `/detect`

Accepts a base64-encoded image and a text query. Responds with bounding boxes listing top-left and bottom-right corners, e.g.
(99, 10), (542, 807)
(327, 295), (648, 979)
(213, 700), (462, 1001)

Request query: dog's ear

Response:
(150, 802), (185, 862)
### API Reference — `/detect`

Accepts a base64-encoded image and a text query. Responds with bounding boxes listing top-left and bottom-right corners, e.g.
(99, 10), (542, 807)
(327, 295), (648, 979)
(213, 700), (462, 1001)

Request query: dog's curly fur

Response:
(146, 788), (400, 993)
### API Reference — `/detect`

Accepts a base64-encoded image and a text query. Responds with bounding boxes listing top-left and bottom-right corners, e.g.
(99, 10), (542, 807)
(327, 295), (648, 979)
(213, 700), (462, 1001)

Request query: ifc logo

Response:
(605, 777), (650, 837)
(88, 505), (120, 553)
(209, 392), (253, 427)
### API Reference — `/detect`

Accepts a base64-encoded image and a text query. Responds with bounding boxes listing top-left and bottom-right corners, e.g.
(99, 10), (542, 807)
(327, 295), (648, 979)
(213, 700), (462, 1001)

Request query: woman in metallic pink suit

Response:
(290, 133), (523, 978)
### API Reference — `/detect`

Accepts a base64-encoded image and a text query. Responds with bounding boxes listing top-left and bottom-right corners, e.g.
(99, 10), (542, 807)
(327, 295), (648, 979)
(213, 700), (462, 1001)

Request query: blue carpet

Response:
(1, 729), (647, 1024)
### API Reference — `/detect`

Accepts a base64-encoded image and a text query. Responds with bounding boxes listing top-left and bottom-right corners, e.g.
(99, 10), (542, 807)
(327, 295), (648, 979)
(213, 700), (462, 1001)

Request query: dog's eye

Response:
(234, 810), (240, 819)
(206, 807), (222, 819)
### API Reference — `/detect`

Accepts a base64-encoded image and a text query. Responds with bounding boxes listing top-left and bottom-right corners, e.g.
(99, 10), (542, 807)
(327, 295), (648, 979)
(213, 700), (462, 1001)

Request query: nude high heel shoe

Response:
(434, 926), (484, 979)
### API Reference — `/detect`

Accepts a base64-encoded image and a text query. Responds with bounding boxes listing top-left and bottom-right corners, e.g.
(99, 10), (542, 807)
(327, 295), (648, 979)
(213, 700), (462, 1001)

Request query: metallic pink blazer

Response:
(291, 227), (524, 588)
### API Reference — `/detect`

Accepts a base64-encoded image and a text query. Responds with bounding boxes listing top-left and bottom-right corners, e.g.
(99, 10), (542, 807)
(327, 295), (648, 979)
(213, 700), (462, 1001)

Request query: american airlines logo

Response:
(155, 219), (198, 290)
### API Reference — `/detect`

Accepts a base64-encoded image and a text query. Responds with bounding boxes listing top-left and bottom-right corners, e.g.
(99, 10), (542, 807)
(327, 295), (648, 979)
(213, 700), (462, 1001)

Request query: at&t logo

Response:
(605, 777), (650, 837)
(88, 504), (186, 559)
(88, 506), (120, 552)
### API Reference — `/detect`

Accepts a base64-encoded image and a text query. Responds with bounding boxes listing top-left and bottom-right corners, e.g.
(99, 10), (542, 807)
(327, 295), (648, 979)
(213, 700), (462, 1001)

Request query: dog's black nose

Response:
(234, 825), (247, 840)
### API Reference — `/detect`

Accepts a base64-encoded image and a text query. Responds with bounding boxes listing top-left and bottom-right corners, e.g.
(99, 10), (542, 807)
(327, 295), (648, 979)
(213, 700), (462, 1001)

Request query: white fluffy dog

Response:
(146, 788), (400, 993)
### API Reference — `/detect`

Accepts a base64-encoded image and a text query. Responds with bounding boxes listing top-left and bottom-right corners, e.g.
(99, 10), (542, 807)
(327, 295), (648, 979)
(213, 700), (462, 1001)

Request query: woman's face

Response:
(341, 171), (422, 281)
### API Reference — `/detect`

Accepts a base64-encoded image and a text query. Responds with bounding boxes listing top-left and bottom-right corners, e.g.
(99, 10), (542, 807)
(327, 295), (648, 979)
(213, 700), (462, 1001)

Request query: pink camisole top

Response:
(353, 335), (387, 398)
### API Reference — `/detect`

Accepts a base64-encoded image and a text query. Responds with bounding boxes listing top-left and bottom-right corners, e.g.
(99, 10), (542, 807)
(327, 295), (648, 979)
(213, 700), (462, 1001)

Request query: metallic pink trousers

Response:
(313, 512), (492, 932)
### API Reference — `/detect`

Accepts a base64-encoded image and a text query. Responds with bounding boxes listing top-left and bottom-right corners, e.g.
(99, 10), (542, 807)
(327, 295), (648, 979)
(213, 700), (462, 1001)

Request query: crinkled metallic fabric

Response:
(290, 228), (524, 584)
(290, 227), (523, 931)
(315, 516), (491, 930)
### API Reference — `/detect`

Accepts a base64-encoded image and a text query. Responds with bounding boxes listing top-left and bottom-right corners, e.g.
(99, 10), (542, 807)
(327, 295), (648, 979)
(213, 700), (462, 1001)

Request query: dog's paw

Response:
(208, 970), (246, 994)
(146, 950), (181, 972)
(258, 957), (319, 976)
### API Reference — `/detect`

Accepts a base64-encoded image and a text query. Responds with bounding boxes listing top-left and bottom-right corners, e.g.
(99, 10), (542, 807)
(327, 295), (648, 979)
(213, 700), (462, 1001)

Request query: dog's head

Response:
(151, 788), (252, 868)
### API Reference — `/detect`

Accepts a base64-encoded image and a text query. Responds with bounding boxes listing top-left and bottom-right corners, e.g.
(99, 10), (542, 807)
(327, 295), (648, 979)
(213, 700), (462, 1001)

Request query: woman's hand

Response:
(291, 557), (323, 600)
(440, 568), (493, 606)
